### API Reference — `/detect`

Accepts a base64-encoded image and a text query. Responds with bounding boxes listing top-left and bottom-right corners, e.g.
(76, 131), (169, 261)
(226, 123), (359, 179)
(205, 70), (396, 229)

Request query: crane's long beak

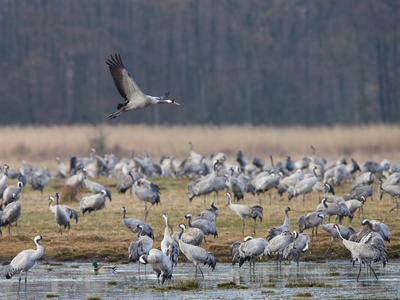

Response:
(174, 101), (180, 105)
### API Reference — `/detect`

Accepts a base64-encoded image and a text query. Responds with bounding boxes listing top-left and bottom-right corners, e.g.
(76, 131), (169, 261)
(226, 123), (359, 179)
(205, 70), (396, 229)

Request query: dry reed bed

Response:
(1, 124), (400, 172)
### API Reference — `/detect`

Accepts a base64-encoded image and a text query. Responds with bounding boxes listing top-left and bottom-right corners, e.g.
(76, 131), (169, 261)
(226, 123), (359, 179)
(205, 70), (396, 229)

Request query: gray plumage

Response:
(297, 211), (326, 241)
(117, 171), (141, 194)
(321, 223), (355, 255)
(139, 249), (172, 285)
(52, 194), (70, 241)
(317, 198), (351, 224)
(262, 231), (298, 265)
(65, 169), (86, 188)
(231, 240), (244, 266)
(161, 213), (179, 267)
(79, 190), (108, 215)
(106, 53), (180, 120)
(193, 202), (219, 223)
(0, 197), (22, 235)
(4, 235), (44, 293)
(177, 224), (216, 278)
(3, 181), (23, 206)
(236, 150), (248, 167)
(266, 206), (293, 241)
(184, 214), (218, 242)
(49, 194), (78, 223)
(84, 178), (112, 201)
(134, 178), (160, 220)
(334, 224), (387, 281)
(55, 157), (71, 178)
(345, 197), (366, 222)
(288, 166), (318, 203)
(28, 168), (50, 200)
(171, 227), (204, 246)
(238, 237), (268, 270)
(225, 168), (245, 201)
(0, 164), (10, 199)
(226, 192), (263, 235)
(283, 232), (310, 264)
(343, 184), (373, 201)
(187, 160), (220, 204)
(121, 207), (154, 238)
(128, 225), (153, 263)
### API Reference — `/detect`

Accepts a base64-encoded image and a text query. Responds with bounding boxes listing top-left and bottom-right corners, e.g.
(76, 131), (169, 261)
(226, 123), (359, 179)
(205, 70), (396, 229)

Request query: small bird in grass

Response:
(105, 53), (180, 120)
(92, 262), (116, 274)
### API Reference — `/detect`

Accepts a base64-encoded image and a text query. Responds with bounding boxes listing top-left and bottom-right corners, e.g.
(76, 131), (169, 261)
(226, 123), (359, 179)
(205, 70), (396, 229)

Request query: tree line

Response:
(0, 0), (399, 126)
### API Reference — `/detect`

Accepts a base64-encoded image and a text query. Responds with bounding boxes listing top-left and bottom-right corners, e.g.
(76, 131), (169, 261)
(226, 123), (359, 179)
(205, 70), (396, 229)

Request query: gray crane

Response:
(122, 207), (154, 238)
(4, 235), (44, 294)
(0, 195), (22, 235)
(84, 178), (112, 201)
(65, 168), (86, 188)
(226, 192), (263, 235)
(316, 198), (351, 224)
(140, 249), (172, 285)
(345, 196), (366, 222)
(105, 53), (180, 120)
(238, 236), (268, 272)
(3, 181), (23, 206)
(262, 231), (298, 267)
(79, 190), (108, 215)
(28, 167), (50, 201)
(117, 171), (141, 195)
(188, 160), (220, 206)
(177, 224), (216, 278)
(321, 223), (355, 256)
(297, 211), (326, 241)
(0, 164), (10, 199)
(343, 184), (373, 201)
(353, 219), (391, 243)
(266, 206), (294, 241)
(55, 157), (71, 178)
(193, 202), (219, 223)
(225, 168), (245, 201)
(171, 227), (204, 246)
(333, 224), (387, 281)
(52, 193), (71, 241)
(128, 224), (154, 276)
(231, 236), (250, 266)
(161, 213), (179, 267)
(134, 178), (160, 220)
(283, 232), (310, 265)
(49, 194), (78, 223)
(277, 169), (304, 196)
(184, 214), (218, 245)
(236, 150), (248, 167)
(288, 166), (319, 205)
(379, 178), (400, 213)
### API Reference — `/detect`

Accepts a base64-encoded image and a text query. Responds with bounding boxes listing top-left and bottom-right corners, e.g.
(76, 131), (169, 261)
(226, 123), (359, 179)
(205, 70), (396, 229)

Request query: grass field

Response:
(0, 124), (399, 264)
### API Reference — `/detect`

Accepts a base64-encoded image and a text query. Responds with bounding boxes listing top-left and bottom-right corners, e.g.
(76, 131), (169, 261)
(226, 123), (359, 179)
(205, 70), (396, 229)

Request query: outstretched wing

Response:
(106, 53), (144, 101)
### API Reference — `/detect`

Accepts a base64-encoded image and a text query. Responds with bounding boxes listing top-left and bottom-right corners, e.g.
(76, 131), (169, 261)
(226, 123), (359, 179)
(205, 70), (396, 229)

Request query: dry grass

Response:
(1, 124), (400, 172)
(0, 124), (400, 263)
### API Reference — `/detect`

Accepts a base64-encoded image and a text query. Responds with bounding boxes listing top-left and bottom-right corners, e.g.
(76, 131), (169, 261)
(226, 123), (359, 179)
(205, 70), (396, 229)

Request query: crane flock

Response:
(0, 54), (398, 293)
(1, 144), (397, 292)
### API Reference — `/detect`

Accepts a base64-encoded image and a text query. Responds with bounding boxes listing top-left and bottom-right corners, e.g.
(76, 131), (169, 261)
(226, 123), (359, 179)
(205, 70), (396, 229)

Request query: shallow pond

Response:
(1, 259), (399, 299)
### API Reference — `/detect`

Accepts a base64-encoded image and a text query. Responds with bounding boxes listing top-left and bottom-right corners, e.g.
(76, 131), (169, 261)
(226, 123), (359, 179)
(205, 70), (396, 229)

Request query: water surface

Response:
(1, 260), (399, 299)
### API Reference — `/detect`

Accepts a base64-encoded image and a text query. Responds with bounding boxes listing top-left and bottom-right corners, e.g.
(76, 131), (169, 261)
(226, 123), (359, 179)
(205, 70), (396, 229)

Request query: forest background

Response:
(1, 0), (399, 127)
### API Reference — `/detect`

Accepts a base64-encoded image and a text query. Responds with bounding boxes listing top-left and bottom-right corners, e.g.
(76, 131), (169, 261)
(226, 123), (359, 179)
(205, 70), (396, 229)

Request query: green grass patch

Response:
(87, 297), (101, 300)
(285, 281), (333, 288)
(46, 294), (60, 298)
(108, 280), (117, 286)
(217, 281), (249, 289)
(328, 272), (340, 276)
(262, 283), (276, 288)
(296, 292), (312, 297)
(2, 261), (10, 266)
(262, 290), (276, 294)
(46, 268), (54, 271)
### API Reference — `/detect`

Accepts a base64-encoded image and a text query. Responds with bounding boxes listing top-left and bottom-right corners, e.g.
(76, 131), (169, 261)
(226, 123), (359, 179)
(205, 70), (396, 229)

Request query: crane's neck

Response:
(136, 227), (143, 238)
(186, 216), (192, 227)
(178, 226), (185, 241)
(34, 239), (44, 261)
(284, 211), (290, 226)
(122, 209), (126, 220)
(335, 227), (344, 241)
